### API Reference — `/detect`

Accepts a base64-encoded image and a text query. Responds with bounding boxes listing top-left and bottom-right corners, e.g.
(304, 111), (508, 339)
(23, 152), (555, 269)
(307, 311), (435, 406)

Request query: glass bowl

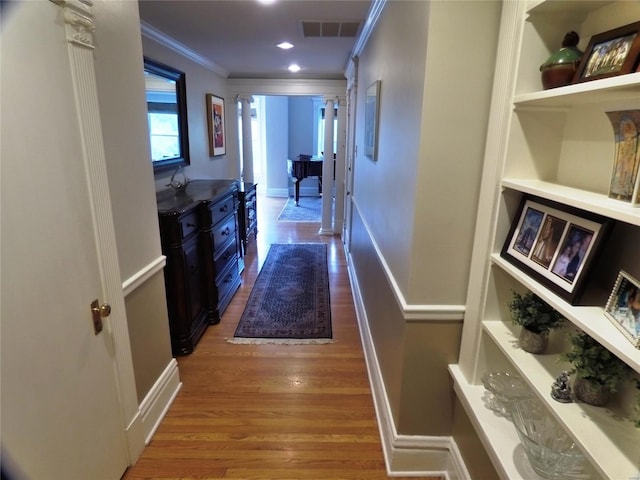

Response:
(481, 371), (533, 416)
(511, 398), (585, 479)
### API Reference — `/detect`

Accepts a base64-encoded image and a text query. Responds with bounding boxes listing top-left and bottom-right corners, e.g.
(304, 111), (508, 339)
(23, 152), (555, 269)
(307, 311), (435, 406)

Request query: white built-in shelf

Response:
(513, 73), (640, 109)
(492, 254), (640, 373)
(449, 365), (532, 480)
(501, 179), (640, 227)
(526, 0), (614, 18)
(483, 321), (640, 479)
(457, 2), (640, 478)
(450, 364), (601, 480)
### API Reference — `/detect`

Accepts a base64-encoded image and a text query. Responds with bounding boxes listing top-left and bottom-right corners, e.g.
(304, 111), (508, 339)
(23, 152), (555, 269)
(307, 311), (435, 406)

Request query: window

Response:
(147, 102), (180, 161)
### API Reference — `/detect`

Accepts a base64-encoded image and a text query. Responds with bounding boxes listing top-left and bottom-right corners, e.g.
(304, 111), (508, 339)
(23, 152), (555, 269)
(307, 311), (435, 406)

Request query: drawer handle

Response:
(223, 252), (232, 260)
(224, 274), (233, 283)
(219, 204), (229, 213)
(186, 222), (196, 228)
(221, 227), (230, 236)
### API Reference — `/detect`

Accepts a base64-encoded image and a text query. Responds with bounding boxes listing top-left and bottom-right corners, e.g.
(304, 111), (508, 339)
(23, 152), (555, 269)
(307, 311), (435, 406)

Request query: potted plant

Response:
(561, 331), (631, 406)
(508, 290), (565, 353)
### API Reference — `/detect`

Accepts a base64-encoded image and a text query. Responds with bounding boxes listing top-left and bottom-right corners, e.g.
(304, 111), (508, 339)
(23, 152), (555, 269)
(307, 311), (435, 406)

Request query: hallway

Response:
(122, 194), (440, 479)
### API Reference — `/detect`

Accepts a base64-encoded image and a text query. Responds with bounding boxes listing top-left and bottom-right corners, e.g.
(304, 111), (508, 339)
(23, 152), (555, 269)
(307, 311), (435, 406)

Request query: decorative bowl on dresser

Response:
(157, 179), (242, 355)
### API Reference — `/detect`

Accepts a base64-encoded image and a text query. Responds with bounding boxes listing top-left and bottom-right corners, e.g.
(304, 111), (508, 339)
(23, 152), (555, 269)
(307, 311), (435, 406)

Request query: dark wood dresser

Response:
(237, 182), (257, 255)
(157, 179), (242, 355)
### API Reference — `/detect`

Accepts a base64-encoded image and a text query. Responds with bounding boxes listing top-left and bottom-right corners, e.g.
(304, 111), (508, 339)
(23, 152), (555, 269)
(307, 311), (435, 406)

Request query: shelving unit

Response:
(453, 1), (640, 478)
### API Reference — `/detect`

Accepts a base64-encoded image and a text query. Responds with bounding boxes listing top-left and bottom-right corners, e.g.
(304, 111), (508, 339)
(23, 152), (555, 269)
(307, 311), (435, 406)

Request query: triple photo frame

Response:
(501, 195), (613, 305)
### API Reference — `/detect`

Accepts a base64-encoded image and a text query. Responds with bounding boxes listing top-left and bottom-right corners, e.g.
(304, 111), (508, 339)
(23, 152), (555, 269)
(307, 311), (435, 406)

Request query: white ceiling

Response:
(137, 0), (374, 79)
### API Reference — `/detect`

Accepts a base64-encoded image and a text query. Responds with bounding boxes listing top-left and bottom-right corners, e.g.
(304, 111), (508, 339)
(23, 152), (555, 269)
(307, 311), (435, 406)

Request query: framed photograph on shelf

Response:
(605, 109), (640, 205)
(604, 270), (640, 349)
(206, 93), (226, 156)
(501, 195), (613, 304)
(364, 80), (380, 160)
(572, 20), (640, 84)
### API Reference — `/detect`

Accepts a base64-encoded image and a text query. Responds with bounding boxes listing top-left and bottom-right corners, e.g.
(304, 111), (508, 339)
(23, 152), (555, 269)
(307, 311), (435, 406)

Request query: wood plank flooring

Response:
(122, 195), (442, 480)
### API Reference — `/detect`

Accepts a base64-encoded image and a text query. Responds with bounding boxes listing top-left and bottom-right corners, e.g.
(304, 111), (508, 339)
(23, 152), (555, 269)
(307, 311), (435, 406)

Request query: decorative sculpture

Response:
(551, 370), (573, 403)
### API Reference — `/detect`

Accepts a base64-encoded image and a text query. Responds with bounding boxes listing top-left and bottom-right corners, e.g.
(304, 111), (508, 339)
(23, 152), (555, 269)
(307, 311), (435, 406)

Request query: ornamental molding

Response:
(51, 0), (95, 48)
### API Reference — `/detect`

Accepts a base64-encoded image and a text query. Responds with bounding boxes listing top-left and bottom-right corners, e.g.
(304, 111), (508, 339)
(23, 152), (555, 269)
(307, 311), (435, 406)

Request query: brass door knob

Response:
(90, 300), (111, 335)
(92, 302), (111, 317)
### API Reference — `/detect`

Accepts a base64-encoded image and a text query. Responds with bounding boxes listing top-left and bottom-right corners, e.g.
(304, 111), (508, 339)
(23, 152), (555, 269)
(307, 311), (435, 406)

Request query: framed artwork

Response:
(206, 93), (226, 156)
(364, 80), (380, 160)
(604, 270), (640, 349)
(501, 195), (613, 305)
(605, 109), (640, 205)
(572, 21), (640, 84)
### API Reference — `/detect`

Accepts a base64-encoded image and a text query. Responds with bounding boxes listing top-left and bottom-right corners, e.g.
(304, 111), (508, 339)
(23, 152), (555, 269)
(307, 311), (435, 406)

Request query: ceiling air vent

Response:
(301, 20), (361, 38)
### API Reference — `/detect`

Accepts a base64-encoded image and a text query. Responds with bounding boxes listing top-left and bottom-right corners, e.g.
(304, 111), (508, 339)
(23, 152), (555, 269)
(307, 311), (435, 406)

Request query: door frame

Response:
(56, 0), (144, 462)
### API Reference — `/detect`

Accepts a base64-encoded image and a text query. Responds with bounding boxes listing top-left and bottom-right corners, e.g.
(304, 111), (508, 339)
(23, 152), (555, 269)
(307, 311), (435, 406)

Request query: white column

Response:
(319, 98), (335, 235)
(239, 96), (254, 183)
(333, 96), (347, 237)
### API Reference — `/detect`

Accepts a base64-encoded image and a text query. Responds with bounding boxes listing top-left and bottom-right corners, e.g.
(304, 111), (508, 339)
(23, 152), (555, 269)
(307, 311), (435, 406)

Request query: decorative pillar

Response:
(55, 0), (141, 460)
(238, 95), (254, 183)
(333, 96), (347, 236)
(319, 97), (335, 235)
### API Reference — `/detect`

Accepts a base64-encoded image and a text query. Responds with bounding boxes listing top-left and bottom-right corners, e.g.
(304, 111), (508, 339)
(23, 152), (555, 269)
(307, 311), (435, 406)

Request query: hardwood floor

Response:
(122, 195), (441, 480)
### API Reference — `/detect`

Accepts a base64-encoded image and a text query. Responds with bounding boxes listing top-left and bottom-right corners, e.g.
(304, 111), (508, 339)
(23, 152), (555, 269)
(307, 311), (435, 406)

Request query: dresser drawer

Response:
(178, 211), (199, 240)
(214, 238), (237, 282)
(209, 194), (236, 226)
(216, 259), (240, 305)
(212, 214), (237, 249)
(159, 209), (199, 245)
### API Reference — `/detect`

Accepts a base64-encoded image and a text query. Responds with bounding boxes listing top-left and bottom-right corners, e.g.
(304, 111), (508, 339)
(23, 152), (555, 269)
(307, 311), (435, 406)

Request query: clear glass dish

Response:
(481, 371), (533, 416)
(511, 398), (585, 479)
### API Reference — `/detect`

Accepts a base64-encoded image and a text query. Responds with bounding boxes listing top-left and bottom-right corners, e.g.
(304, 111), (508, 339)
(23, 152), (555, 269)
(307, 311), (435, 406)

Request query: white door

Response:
(343, 84), (357, 250)
(1, 2), (130, 479)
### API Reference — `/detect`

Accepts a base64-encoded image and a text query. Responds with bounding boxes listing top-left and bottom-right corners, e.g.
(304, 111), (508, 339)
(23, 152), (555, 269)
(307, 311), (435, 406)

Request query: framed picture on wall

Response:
(364, 80), (380, 160)
(501, 195), (613, 305)
(206, 93), (226, 156)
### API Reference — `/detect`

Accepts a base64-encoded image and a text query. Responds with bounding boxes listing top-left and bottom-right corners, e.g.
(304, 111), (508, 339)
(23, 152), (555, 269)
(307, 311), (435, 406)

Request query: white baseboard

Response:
(139, 358), (182, 444)
(344, 248), (470, 480)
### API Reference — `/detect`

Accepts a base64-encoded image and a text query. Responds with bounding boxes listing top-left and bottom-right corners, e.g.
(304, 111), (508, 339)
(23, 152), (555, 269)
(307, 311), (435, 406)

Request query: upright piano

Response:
(287, 155), (324, 206)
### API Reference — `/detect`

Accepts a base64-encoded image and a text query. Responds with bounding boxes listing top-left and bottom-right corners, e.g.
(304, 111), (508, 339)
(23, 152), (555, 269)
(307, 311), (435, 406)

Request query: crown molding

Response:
(140, 20), (229, 78)
(346, 0), (386, 70)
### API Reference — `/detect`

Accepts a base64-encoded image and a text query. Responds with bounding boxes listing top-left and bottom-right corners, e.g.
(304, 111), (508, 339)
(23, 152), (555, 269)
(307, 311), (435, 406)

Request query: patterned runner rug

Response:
(229, 243), (332, 344)
(277, 196), (332, 222)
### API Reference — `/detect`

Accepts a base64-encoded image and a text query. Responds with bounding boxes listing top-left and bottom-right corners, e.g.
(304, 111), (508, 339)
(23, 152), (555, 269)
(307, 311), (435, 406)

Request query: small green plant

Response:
(561, 331), (631, 393)
(507, 290), (565, 334)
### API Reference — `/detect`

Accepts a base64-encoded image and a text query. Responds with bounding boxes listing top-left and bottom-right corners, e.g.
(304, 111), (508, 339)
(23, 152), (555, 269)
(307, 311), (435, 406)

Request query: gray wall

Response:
(94, 0), (173, 403)
(288, 96), (316, 157)
(264, 96), (290, 195)
(348, 0), (501, 434)
(141, 37), (241, 189)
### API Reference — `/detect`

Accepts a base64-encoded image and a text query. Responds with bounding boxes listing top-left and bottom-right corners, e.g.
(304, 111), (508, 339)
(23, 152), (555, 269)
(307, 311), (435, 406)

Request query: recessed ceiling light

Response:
(288, 64), (301, 73)
(277, 42), (294, 50)
(257, 0), (276, 4)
